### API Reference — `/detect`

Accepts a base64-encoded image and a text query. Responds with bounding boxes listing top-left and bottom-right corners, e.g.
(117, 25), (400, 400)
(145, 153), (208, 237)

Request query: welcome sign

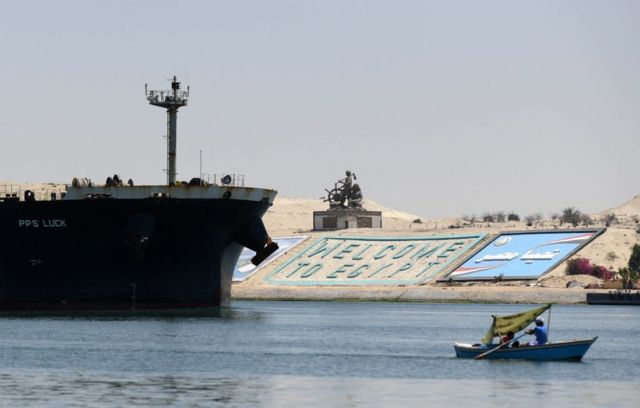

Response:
(443, 229), (605, 281)
(265, 234), (486, 286)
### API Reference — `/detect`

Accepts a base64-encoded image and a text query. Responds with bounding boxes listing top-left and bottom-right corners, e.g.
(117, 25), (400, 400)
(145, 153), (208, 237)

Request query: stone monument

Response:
(313, 170), (382, 230)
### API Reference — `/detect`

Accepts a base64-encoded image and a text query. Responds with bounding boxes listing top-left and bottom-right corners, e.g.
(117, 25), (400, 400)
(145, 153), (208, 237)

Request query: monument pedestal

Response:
(313, 209), (382, 231)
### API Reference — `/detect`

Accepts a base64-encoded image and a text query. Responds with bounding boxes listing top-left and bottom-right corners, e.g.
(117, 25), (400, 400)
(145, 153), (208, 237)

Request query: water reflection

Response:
(0, 371), (271, 407)
(0, 302), (637, 406)
(0, 374), (622, 408)
(0, 306), (264, 321)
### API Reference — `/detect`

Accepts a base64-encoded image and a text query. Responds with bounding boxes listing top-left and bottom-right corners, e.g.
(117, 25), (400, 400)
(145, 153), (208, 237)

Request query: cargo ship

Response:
(0, 77), (278, 312)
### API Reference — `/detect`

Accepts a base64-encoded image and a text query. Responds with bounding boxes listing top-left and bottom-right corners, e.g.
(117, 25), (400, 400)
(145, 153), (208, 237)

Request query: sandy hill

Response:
(604, 195), (640, 217)
(263, 197), (425, 236)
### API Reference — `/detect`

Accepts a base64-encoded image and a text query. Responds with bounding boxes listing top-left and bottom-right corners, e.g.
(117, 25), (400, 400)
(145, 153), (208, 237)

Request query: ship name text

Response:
(18, 219), (67, 228)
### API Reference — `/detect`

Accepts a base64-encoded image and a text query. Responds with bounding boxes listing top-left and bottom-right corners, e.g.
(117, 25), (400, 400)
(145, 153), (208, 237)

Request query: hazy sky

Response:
(1, 1), (638, 218)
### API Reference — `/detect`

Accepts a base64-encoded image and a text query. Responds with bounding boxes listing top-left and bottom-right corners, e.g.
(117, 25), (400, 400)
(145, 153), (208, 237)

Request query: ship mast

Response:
(145, 76), (190, 185)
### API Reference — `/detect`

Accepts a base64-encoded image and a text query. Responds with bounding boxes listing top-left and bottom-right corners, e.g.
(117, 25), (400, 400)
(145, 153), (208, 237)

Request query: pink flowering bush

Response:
(566, 258), (613, 280)
(591, 265), (614, 280)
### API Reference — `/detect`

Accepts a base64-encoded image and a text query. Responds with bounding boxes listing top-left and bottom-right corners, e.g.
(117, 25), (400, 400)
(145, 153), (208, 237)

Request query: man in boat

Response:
(526, 317), (548, 346)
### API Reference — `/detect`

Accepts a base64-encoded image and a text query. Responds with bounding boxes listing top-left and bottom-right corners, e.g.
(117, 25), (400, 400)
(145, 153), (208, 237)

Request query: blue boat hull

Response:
(454, 337), (598, 361)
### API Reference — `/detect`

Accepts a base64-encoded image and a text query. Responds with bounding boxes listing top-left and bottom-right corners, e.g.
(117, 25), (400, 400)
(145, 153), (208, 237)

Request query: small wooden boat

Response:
(454, 337), (598, 361)
(455, 304), (598, 361)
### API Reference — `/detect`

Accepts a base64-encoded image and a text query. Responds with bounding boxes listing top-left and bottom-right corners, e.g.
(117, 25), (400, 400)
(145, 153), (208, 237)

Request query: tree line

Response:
(462, 207), (623, 227)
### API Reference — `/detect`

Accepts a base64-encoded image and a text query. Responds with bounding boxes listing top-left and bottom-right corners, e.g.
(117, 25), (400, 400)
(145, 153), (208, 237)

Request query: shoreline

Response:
(231, 285), (611, 304)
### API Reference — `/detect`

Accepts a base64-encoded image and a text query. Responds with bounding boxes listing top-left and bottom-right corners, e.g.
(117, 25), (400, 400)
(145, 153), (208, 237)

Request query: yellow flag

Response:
(482, 304), (551, 344)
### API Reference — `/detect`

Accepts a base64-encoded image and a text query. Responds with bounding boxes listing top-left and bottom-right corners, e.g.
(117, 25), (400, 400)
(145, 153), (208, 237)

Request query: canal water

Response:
(0, 301), (638, 407)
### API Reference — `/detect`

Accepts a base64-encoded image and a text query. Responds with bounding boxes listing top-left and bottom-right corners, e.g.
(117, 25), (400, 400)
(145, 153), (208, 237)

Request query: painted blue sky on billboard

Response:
(233, 236), (307, 282)
(446, 229), (604, 280)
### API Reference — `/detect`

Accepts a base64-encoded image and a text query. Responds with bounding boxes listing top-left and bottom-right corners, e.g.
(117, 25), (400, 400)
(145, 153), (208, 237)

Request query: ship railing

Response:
(146, 90), (189, 104)
(0, 184), (67, 202)
(203, 173), (245, 187)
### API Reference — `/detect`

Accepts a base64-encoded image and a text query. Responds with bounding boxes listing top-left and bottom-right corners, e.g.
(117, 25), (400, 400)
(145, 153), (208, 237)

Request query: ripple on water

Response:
(0, 302), (638, 406)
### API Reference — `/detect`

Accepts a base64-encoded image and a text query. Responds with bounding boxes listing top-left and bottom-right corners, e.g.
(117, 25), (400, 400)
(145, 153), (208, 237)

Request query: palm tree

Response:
(618, 267), (639, 289)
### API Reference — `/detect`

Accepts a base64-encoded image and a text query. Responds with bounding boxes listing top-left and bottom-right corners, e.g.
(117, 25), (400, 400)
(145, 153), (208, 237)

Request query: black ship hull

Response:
(0, 196), (271, 311)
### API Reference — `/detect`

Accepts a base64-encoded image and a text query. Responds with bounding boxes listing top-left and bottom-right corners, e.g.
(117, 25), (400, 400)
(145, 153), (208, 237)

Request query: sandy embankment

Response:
(232, 196), (640, 304)
(232, 285), (589, 304)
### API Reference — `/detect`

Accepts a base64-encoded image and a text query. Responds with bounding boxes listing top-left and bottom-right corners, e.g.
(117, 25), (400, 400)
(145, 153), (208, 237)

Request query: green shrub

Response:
(562, 207), (582, 227)
(581, 214), (594, 226)
(629, 244), (640, 272)
(604, 213), (617, 226)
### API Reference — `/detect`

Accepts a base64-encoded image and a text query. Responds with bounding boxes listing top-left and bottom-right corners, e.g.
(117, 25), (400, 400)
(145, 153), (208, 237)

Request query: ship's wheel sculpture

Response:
(323, 170), (363, 210)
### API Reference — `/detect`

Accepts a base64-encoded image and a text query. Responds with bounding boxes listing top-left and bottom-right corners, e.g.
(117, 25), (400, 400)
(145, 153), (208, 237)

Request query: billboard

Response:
(443, 229), (605, 281)
(233, 236), (308, 282)
(265, 234), (486, 286)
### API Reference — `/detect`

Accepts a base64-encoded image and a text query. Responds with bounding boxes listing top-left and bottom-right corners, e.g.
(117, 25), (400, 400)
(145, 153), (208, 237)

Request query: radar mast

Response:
(145, 76), (190, 185)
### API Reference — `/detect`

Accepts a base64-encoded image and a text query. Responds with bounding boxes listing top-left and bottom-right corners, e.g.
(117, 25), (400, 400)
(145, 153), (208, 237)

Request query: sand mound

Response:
(263, 197), (424, 236)
(537, 274), (600, 289)
(605, 195), (640, 217)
